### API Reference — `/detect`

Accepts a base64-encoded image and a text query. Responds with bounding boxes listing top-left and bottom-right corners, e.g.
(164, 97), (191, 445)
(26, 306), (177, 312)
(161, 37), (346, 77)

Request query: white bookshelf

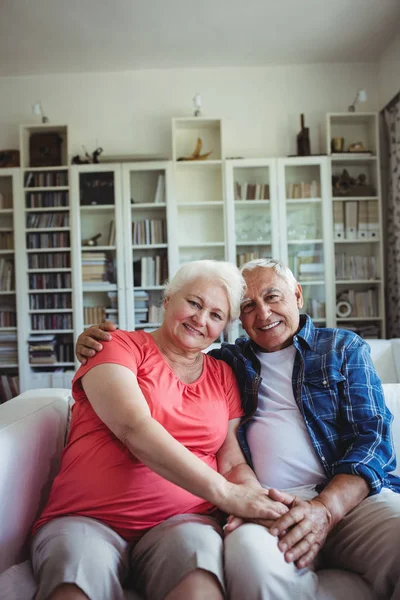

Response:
(327, 112), (385, 338)
(17, 124), (76, 391)
(121, 161), (176, 331)
(70, 163), (126, 339)
(0, 169), (23, 401)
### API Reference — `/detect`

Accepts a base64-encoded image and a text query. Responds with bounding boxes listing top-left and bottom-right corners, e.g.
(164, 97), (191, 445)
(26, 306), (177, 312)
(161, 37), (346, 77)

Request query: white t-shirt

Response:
(246, 345), (325, 496)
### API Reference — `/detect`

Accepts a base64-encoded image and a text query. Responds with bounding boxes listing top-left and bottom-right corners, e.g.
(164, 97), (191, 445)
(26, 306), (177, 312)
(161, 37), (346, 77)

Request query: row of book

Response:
(24, 171), (68, 188)
(28, 334), (73, 365)
(132, 219), (166, 245)
(0, 374), (19, 403)
(0, 232), (13, 250)
(338, 289), (379, 318)
(84, 306), (106, 325)
(135, 304), (164, 326)
(0, 331), (17, 363)
(27, 232), (70, 249)
(0, 193), (12, 210)
(82, 252), (109, 283)
(28, 252), (71, 269)
(237, 251), (262, 268)
(333, 200), (379, 240)
(29, 292), (72, 310)
(234, 182), (270, 201)
(26, 191), (69, 208)
(27, 212), (69, 228)
(29, 272), (72, 289)
(286, 181), (321, 199)
(31, 313), (73, 330)
(0, 258), (14, 291)
(133, 256), (168, 287)
(0, 308), (16, 327)
(335, 254), (378, 280)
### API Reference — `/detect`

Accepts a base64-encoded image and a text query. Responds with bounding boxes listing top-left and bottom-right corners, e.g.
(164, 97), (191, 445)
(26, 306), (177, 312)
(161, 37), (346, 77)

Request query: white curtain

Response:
(384, 96), (400, 337)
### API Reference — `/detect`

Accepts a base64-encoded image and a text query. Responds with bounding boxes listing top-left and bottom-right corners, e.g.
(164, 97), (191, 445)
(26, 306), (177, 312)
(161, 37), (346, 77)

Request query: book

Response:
(154, 175), (165, 204)
(333, 201), (345, 240)
(345, 201), (358, 239)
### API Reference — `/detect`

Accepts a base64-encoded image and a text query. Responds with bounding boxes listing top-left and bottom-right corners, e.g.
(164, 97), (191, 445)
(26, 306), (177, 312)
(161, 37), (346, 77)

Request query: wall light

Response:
(348, 89), (367, 112)
(31, 102), (49, 123)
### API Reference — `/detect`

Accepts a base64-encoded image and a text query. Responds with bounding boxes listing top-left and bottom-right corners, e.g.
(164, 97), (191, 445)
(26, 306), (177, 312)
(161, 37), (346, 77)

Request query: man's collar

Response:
(295, 314), (316, 350)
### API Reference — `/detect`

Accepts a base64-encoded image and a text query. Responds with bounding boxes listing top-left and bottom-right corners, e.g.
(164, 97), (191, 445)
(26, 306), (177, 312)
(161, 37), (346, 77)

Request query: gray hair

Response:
(240, 258), (298, 291)
(164, 260), (245, 322)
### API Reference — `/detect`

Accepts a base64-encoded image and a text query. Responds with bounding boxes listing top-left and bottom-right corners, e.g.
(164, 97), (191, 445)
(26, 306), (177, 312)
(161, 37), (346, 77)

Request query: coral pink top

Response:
(32, 330), (243, 541)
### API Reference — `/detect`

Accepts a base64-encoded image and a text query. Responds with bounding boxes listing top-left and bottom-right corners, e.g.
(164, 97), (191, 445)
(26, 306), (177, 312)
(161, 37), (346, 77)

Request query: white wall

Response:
(0, 62), (379, 159)
(379, 31), (400, 109)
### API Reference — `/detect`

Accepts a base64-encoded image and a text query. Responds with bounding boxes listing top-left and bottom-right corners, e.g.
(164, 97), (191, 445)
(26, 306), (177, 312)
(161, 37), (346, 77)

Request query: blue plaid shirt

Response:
(210, 315), (400, 495)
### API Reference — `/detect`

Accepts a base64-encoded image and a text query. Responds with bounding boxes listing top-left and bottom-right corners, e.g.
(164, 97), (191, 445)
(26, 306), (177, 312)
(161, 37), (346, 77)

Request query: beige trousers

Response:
(224, 489), (400, 600)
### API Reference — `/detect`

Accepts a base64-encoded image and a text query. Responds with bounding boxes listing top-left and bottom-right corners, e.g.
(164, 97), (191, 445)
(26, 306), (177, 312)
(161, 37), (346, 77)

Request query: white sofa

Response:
(1, 339), (400, 599)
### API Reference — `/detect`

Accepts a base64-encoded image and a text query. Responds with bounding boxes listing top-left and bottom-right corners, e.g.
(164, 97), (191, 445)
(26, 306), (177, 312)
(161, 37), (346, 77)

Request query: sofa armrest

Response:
(0, 389), (71, 574)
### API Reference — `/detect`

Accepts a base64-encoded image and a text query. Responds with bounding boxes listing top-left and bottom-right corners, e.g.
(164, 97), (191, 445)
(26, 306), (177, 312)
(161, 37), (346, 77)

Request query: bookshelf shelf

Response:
(131, 203), (166, 209)
(23, 187), (69, 192)
(327, 112), (385, 338)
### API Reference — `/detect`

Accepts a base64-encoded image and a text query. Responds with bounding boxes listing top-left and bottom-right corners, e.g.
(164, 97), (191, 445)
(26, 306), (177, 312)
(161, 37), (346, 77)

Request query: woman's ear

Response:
(163, 296), (170, 310)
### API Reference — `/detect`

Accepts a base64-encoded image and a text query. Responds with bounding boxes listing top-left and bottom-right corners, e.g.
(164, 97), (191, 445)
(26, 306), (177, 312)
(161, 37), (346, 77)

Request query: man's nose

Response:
(256, 303), (272, 320)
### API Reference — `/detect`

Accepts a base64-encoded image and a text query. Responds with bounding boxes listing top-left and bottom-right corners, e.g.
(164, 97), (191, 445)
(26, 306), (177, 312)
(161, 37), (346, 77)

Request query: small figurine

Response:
(193, 93), (202, 117)
(177, 137), (212, 161)
(82, 233), (102, 247)
(72, 146), (103, 165)
(297, 114), (311, 156)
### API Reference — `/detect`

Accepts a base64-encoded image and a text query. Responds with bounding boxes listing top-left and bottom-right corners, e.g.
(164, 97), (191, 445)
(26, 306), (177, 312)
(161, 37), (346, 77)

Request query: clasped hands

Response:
(225, 488), (332, 569)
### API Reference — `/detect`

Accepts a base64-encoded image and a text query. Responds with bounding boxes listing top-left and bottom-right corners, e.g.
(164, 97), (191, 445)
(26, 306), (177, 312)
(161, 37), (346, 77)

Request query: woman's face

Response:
(163, 277), (230, 352)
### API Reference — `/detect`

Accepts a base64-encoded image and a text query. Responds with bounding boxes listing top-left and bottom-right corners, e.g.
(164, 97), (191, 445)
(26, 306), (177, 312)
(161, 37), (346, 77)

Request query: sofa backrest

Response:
(0, 389), (70, 574)
(366, 339), (400, 383)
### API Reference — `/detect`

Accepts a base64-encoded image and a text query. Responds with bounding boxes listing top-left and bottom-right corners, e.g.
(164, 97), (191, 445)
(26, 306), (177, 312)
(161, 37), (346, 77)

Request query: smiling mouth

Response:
(259, 321), (281, 331)
(183, 323), (203, 336)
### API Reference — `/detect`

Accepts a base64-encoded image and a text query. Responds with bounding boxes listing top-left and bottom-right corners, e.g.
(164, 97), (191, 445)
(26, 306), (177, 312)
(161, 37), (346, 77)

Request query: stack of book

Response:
(28, 334), (57, 365)
(81, 252), (108, 283)
(237, 252), (260, 268)
(134, 290), (149, 325)
(0, 331), (18, 364)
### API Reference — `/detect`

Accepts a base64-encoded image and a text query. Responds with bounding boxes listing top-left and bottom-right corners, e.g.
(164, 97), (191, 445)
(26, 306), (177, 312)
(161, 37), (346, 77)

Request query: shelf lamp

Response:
(348, 89), (367, 112)
(31, 102), (49, 123)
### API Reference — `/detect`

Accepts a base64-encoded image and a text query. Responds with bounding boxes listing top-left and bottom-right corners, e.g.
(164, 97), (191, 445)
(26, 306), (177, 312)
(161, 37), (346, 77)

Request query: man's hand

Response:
(76, 321), (117, 364)
(224, 488), (295, 535)
(269, 497), (333, 568)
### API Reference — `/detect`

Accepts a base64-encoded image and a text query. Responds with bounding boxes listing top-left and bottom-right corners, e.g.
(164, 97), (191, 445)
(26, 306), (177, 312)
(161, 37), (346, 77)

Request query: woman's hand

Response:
(223, 488), (295, 534)
(76, 321), (117, 364)
(220, 483), (294, 522)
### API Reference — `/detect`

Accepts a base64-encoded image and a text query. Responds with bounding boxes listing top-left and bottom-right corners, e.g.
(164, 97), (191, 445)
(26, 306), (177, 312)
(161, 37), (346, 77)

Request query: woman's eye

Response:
(212, 313), (222, 320)
(188, 300), (200, 308)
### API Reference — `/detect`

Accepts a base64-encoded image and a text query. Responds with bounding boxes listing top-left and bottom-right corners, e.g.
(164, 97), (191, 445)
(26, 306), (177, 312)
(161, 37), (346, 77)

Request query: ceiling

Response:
(1, 0), (400, 77)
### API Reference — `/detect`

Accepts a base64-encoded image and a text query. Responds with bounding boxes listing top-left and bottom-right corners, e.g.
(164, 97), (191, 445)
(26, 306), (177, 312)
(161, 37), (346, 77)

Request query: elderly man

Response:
(76, 258), (400, 600)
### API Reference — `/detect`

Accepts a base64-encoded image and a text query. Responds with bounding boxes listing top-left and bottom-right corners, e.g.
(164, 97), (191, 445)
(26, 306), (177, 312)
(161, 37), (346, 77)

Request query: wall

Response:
(0, 62), (379, 159)
(379, 31), (400, 110)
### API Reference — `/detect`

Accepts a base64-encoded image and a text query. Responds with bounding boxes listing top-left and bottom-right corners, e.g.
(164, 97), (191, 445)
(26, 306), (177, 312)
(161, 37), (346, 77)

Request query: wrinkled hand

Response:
(269, 497), (333, 568)
(75, 321), (117, 364)
(223, 487), (295, 532)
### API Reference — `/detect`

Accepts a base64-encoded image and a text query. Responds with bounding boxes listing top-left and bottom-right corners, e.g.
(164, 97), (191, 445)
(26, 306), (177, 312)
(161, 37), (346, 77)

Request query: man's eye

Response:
(266, 295), (279, 301)
(241, 304), (254, 314)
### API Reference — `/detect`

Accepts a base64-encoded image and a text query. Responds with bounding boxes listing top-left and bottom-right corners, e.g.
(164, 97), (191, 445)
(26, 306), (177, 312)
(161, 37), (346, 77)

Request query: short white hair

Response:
(240, 258), (298, 291)
(164, 260), (245, 322)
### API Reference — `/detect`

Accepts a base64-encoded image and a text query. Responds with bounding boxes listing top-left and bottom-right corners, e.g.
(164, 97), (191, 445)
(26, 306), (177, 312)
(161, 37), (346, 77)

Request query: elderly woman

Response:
(31, 260), (291, 600)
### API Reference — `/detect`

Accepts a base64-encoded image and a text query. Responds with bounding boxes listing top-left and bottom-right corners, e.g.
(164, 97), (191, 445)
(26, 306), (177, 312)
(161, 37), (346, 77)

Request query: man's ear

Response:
(295, 284), (304, 309)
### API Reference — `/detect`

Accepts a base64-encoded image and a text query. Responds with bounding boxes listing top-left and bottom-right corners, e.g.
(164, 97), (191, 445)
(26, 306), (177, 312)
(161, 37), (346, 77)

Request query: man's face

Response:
(240, 267), (303, 352)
